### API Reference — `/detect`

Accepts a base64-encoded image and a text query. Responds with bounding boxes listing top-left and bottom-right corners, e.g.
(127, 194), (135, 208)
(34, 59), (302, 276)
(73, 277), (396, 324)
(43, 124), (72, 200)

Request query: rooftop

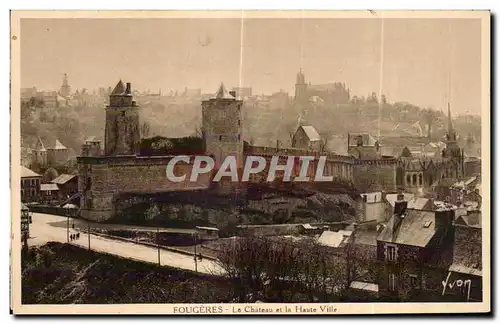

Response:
(211, 83), (236, 100)
(21, 166), (41, 178)
(378, 209), (437, 247)
(317, 230), (348, 248)
(51, 174), (77, 185)
(298, 125), (321, 141)
(40, 183), (59, 191)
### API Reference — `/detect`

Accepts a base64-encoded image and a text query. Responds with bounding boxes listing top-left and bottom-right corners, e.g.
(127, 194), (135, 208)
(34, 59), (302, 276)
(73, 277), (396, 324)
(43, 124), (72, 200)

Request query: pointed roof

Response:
(212, 83), (235, 100)
(447, 102), (454, 137)
(298, 125), (321, 141)
(111, 80), (126, 96)
(52, 139), (67, 150)
(35, 136), (46, 152)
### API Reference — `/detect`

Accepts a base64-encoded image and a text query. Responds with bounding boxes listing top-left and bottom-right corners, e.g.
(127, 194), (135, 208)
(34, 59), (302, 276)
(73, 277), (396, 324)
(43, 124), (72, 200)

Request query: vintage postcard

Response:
(10, 10), (490, 315)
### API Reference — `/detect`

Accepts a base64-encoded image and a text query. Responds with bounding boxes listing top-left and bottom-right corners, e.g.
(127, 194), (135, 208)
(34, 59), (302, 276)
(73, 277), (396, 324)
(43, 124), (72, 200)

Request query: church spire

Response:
(447, 102), (456, 141)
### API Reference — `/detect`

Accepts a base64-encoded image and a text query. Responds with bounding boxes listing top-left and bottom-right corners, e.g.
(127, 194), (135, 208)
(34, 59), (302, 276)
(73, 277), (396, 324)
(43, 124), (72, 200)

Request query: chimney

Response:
(435, 209), (454, 232)
(394, 194), (407, 216)
(428, 197), (435, 210)
(125, 82), (131, 95)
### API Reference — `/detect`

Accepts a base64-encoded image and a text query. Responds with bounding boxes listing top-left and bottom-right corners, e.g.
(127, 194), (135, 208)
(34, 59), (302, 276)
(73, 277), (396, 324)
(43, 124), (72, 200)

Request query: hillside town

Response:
(19, 67), (483, 303)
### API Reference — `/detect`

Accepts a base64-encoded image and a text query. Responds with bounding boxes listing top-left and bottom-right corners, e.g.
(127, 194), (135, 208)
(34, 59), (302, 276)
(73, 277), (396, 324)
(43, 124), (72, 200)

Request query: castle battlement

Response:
(245, 145), (355, 163)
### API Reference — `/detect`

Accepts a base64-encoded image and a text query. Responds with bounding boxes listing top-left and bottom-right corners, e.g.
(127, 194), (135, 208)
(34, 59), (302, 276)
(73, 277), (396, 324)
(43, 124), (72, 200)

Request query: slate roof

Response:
(385, 193), (415, 207)
(111, 80), (126, 95)
(211, 83), (235, 100)
(299, 125), (321, 141)
(40, 183), (59, 191)
(51, 174), (77, 185)
(318, 231), (347, 248)
(406, 197), (432, 210)
(49, 139), (67, 150)
(21, 166), (41, 178)
(85, 136), (100, 143)
(35, 137), (47, 152)
(377, 209), (437, 247)
(349, 281), (379, 293)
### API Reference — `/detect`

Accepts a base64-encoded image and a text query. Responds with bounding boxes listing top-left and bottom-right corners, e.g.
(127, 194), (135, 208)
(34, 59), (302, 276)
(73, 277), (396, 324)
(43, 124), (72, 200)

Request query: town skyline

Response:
(21, 18), (482, 116)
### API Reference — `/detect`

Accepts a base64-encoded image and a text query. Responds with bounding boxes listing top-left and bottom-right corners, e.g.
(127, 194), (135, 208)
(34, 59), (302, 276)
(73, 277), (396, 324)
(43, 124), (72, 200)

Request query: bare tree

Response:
(320, 135), (329, 152)
(140, 122), (151, 138)
(215, 235), (346, 302)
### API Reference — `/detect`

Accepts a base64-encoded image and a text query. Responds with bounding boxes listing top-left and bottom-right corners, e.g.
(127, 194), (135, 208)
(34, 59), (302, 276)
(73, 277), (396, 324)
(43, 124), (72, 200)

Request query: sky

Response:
(20, 17), (482, 115)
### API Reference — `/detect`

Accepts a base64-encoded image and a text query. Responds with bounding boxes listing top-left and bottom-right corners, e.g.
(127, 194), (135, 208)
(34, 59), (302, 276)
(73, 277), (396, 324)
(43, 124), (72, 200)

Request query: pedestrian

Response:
(76, 233), (80, 240)
(72, 223), (75, 229)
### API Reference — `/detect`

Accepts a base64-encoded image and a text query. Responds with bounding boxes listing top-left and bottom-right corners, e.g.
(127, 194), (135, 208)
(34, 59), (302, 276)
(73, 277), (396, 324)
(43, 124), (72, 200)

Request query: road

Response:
(28, 213), (223, 275)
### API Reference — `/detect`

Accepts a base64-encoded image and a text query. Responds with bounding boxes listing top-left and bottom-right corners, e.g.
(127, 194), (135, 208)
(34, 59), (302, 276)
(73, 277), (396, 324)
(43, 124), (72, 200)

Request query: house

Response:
(376, 194), (455, 301)
(443, 211), (482, 302)
(40, 183), (59, 202)
(21, 166), (42, 203)
(450, 176), (480, 206)
(356, 192), (391, 223)
(291, 125), (322, 151)
(51, 173), (78, 200)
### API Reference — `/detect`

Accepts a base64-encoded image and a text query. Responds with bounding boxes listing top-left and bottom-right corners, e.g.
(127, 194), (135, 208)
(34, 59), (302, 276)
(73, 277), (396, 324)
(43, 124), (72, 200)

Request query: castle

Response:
(294, 69), (351, 106)
(76, 80), (463, 222)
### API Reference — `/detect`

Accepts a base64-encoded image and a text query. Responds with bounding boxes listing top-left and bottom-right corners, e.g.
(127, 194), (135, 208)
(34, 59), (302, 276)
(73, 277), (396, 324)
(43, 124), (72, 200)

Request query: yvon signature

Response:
(441, 272), (472, 301)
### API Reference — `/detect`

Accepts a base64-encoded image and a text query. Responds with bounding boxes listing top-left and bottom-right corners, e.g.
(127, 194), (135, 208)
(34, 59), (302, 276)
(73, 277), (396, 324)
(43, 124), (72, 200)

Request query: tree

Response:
(140, 122), (151, 138)
(145, 203), (160, 221)
(215, 235), (346, 302)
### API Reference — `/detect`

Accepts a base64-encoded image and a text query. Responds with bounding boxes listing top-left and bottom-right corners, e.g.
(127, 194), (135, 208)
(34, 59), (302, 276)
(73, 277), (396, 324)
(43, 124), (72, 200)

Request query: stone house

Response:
(376, 194), (455, 301)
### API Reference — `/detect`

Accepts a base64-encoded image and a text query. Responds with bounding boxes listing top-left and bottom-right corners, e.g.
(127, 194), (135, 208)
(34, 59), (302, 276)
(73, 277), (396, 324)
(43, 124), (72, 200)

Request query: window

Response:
(388, 273), (397, 291)
(409, 274), (419, 289)
(238, 119), (241, 127)
(412, 174), (417, 186)
(406, 174), (411, 186)
(385, 244), (398, 262)
(418, 174), (423, 186)
(219, 135), (223, 141)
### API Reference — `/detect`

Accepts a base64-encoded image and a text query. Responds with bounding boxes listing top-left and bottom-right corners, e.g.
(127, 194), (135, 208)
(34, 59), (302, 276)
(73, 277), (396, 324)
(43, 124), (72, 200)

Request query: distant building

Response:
(294, 69), (350, 106)
(21, 166), (41, 203)
(231, 87), (252, 98)
(347, 133), (381, 160)
(59, 73), (71, 98)
(292, 125), (322, 151)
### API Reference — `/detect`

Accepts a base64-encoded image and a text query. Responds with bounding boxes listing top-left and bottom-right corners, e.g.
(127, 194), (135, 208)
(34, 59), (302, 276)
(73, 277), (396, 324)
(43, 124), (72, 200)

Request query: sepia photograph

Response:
(10, 10), (490, 315)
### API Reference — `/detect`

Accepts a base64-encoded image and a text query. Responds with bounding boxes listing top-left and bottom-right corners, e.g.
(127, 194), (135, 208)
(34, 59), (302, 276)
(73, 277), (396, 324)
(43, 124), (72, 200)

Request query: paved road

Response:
(28, 213), (223, 275)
